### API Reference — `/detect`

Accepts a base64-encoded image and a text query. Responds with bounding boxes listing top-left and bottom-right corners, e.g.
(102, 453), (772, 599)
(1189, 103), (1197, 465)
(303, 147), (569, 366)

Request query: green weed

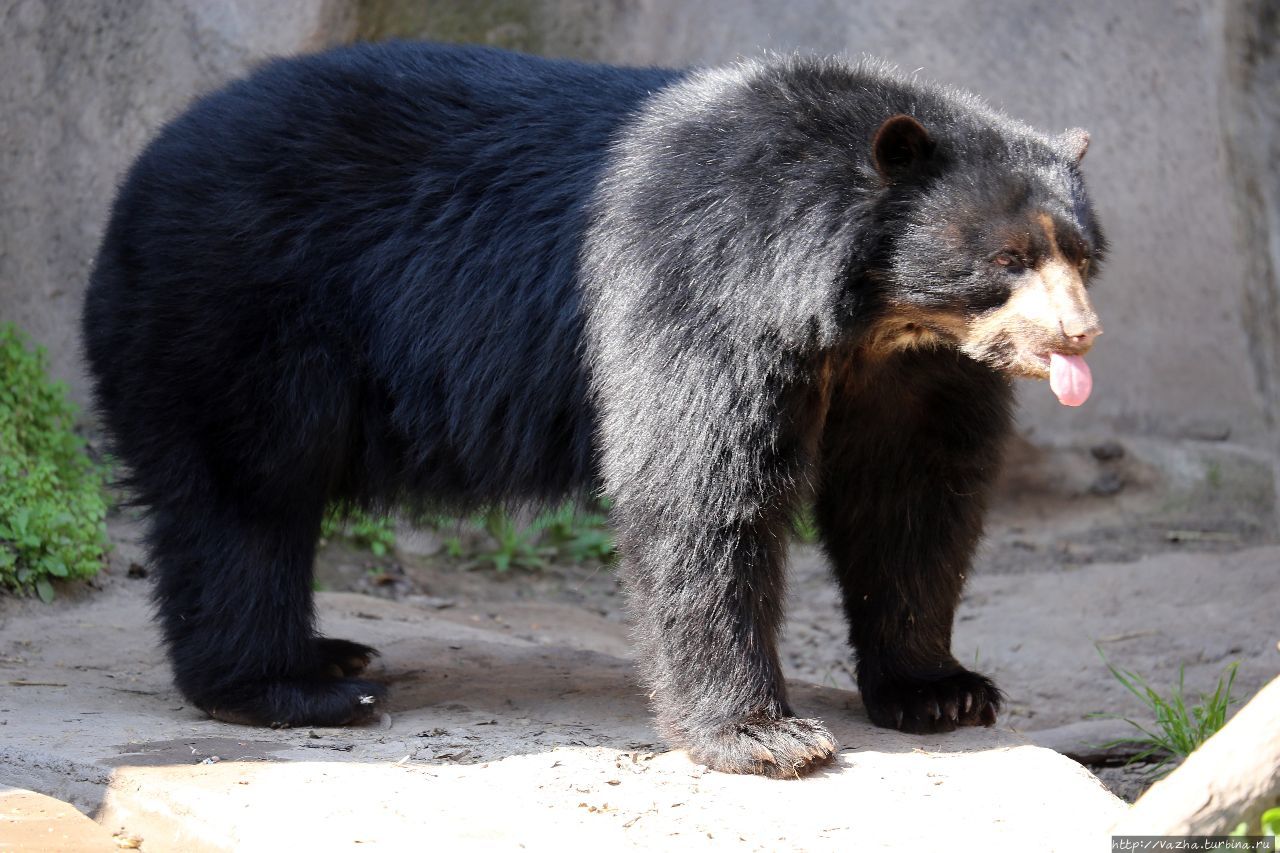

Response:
(791, 504), (820, 544)
(421, 500), (616, 572)
(475, 507), (550, 572)
(532, 499), (615, 563)
(463, 501), (616, 571)
(0, 324), (109, 601)
(320, 507), (397, 557)
(319, 499), (617, 572)
(1097, 650), (1239, 773)
(320, 498), (830, 572)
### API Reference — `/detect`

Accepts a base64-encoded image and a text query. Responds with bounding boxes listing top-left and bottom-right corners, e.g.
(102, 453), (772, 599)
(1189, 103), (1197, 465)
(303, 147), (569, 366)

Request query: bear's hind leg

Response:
(314, 637), (380, 678)
(149, 499), (386, 727)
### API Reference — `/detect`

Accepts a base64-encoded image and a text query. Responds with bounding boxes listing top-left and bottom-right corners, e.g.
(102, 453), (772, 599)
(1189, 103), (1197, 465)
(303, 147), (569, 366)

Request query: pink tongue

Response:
(1049, 353), (1092, 407)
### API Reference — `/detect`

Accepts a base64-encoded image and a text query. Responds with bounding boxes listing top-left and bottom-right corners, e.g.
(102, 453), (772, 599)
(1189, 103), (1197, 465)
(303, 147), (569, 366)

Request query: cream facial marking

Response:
(968, 215), (1100, 350)
(1034, 213), (1101, 342)
(868, 215), (1101, 383)
(948, 213), (1103, 381)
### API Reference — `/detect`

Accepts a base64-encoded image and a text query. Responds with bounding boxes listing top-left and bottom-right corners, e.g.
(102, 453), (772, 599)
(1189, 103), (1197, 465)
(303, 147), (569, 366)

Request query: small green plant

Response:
(477, 507), (550, 572)
(1096, 650), (1239, 773)
(791, 504), (820, 544)
(1231, 807), (1280, 839)
(534, 499), (615, 563)
(319, 499), (619, 571)
(422, 500), (617, 572)
(320, 506), (396, 557)
(0, 324), (109, 601)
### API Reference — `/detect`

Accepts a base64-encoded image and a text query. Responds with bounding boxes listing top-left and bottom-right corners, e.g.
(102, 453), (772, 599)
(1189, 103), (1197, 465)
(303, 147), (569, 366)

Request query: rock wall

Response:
(2, 0), (1276, 454)
(1222, 0), (1280, 444)
(0, 0), (355, 406)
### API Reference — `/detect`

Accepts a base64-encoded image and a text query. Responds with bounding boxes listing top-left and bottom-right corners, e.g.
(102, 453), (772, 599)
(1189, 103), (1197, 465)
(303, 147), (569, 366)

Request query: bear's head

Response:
(866, 113), (1106, 406)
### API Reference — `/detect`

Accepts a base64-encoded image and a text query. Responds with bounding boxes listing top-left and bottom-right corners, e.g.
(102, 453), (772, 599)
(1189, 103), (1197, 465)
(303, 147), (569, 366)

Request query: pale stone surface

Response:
(0, 583), (1123, 852)
(0, 787), (119, 852)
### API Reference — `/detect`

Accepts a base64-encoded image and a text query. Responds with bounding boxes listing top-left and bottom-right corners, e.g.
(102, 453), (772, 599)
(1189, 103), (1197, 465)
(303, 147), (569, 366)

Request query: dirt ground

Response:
(305, 433), (1280, 800)
(0, 575), (1127, 851)
(11, 432), (1279, 812)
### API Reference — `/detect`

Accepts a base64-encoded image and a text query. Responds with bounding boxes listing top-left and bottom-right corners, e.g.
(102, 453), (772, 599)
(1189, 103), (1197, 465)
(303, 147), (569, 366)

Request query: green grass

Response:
(451, 498), (825, 571)
(790, 504), (821, 544)
(465, 501), (616, 572)
(324, 499), (830, 571)
(0, 324), (109, 601)
(1097, 650), (1239, 773)
(475, 507), (550, 572)
(320, 507), (397, 557)
(531, 500), (615, 563)
(323, 499), (618, 572)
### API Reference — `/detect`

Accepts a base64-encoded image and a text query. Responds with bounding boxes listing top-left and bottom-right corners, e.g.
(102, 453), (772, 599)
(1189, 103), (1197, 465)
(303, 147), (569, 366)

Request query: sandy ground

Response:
(0, 578), (1127, 851)
(1, 433), (1276, 845)
(303, 434), (1280, 800)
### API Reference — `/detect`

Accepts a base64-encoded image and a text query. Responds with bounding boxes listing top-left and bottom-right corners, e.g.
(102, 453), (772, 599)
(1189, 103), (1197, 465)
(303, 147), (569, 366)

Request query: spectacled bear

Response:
(82, 41), (1105, 778)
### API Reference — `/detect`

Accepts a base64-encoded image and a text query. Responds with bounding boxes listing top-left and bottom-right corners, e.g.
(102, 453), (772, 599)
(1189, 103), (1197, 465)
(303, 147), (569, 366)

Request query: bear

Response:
(82, 41), (1105, 779)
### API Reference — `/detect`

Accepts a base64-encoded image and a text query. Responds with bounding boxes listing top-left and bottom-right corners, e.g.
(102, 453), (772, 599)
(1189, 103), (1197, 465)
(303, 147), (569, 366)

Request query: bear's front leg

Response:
(817, 349), (1015, 733)
(589, 321), (838, 776)
(612, 504), (837, 778)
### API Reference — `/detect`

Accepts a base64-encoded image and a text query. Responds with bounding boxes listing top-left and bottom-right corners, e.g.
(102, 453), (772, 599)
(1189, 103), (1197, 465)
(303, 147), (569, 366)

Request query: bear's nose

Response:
(1061, 318), (1102, 346)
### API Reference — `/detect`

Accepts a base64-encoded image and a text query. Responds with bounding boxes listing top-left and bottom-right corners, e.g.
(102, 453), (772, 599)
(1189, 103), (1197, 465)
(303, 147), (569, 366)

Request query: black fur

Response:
(82, 42), (1105, 777)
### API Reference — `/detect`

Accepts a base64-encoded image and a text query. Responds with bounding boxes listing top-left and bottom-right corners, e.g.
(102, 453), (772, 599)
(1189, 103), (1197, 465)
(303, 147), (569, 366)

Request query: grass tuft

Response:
(1096, 649), (1239, 774)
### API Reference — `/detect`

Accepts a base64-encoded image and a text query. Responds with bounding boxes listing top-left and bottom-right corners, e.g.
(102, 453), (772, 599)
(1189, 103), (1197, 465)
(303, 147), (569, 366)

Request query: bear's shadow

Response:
(370, 629), (1028, 766)
(108, 609), (1028, 773)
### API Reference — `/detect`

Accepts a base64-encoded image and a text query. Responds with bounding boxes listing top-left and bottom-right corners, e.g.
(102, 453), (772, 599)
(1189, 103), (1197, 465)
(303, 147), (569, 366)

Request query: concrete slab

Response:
(0, 584), (1123, 851)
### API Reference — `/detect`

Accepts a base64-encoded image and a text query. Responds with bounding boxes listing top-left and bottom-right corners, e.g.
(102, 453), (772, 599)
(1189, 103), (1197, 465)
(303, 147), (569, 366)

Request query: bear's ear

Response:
(872, 114), (933, 181)
(1059, 128), (1090, 163)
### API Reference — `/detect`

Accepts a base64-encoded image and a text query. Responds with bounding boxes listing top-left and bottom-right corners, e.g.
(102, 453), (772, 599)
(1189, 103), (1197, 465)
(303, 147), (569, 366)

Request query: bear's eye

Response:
(992, 251), (1025, 270)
